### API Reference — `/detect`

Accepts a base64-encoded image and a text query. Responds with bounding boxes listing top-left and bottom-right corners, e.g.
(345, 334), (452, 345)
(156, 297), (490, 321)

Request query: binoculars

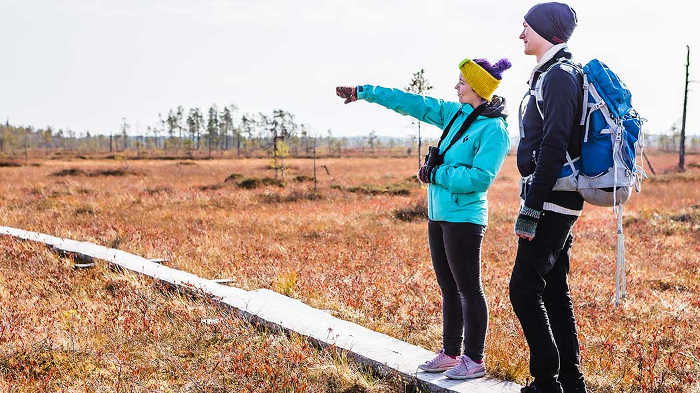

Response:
(424, 146), (444, 168)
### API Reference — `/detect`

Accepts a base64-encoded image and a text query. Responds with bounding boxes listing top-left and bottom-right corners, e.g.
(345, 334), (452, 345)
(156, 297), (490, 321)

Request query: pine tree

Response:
(206, 105), (220, 157)
(406, 69), (433, 169)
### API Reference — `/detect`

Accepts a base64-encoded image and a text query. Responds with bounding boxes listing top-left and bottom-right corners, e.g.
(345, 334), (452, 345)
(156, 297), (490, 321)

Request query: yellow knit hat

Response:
(459, 58), (500, 100)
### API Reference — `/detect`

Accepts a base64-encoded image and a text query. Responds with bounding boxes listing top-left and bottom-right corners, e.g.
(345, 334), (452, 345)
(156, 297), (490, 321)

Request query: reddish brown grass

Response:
(0, 238), (403, 392)
(0, 152), (698, 392)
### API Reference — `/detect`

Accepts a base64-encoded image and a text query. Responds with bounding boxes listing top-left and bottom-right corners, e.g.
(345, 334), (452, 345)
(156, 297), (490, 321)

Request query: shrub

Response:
(50, 168), (141, 177)
(261, 177), (286, 187)
(51, 168), (87, 177)
(260, 190), (323, 204)
(224, 173), (243, 183)
(334, 184), (411, 196)
(293, 175), (314, 183)
(89, 168), (137, 177)
(393, 200), (428, 222)
(237, 177), (261, 189)
(238, 177), (285, 189)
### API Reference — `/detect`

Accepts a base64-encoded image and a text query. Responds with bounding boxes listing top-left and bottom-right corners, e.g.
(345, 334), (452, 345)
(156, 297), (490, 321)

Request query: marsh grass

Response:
(1, 153), (699, 392)
(0, 238), (402, 392)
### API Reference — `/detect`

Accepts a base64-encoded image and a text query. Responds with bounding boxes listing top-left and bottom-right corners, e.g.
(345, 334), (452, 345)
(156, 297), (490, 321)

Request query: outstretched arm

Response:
(336, 85), (460, 129)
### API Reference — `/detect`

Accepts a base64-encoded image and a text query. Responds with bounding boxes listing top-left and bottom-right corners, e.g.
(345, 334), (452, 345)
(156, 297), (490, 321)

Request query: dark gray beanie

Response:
(524, 2), (577, 44)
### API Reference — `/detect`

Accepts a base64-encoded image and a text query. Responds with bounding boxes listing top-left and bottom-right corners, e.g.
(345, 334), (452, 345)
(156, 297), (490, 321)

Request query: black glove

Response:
(336, 86), (358, 104)
(514, 205), (541, 239)
(417, 165), (435, 183)
(418, 146), (442, 183)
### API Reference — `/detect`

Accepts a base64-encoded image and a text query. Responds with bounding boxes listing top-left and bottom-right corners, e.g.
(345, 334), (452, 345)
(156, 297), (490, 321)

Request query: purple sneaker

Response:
(418, 349), (459, 372)
(444, 355), (486, 380)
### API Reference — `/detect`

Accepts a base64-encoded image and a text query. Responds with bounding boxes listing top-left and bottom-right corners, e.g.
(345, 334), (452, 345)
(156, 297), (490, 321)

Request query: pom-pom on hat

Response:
(459, 58), (512, 100)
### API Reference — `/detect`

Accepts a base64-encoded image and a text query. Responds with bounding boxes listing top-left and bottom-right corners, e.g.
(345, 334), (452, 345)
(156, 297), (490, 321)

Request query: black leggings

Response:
(428, 220), (487, 361)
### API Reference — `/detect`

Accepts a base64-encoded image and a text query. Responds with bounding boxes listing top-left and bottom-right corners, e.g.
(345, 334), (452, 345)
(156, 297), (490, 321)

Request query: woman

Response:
(336, 57), (511, 379)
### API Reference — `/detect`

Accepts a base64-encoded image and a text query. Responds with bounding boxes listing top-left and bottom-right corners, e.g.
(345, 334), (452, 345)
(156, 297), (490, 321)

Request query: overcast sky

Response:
(1, 0), (698, 140)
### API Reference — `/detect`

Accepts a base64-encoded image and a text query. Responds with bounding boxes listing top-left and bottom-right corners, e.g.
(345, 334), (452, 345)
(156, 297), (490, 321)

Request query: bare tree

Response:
(679, 45), (693, 172)
(121, 118), (130, 151)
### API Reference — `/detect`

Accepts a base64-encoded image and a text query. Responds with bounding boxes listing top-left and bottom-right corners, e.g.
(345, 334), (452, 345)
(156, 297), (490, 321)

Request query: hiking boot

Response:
(444, 355), (486, 380)
(417, 349), (459, 372)
(521, 380), (564, 393)
(561, 379), (587, 393)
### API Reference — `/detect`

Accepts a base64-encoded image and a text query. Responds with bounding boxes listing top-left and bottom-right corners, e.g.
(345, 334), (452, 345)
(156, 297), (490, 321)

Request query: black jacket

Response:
(517, 47), (584, 212)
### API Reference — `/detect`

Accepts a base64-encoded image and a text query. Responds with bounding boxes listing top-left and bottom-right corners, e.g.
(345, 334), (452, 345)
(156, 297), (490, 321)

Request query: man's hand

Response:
(336, 86), (358, 104)
(515, 206), (541, 241)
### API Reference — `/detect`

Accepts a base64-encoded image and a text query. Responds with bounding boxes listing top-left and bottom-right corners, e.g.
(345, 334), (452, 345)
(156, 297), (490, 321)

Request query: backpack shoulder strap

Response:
(531, 59), (584, 177)
(532, 58), (583, 101)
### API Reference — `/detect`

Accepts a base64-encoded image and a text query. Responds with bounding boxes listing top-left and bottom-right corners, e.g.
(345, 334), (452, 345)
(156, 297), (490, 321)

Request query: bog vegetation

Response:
(0, 150), (698, 392)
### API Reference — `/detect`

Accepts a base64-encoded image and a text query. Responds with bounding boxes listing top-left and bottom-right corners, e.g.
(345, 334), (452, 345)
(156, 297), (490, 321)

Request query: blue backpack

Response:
(528, 58), (646, 206)
(527, 58), (647, 305)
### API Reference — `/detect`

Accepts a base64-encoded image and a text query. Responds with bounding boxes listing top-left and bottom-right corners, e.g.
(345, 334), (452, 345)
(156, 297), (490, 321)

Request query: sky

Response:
(1, 0), (699, 141)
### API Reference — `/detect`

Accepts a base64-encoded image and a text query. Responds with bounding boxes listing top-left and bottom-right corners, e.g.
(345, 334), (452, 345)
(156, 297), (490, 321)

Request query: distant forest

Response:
(0, 105), (434, 160)
(0, 104), (697, 160)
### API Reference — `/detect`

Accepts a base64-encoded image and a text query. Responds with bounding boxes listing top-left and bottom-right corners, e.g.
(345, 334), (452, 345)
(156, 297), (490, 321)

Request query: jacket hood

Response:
(481, 95), (508, 119)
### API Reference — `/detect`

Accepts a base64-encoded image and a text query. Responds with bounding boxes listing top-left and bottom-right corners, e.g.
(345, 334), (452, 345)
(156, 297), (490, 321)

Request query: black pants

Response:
(428, 220), (487, 361)
(509, 211), (586, 393)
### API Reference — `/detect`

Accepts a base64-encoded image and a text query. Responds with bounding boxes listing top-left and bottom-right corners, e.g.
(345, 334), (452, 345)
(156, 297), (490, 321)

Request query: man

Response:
(510, 3), (587, 393)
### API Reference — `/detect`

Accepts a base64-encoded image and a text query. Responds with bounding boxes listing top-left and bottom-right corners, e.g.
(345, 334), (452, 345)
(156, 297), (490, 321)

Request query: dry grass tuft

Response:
(648, 172), (700, 183)
(331, 181), (414, 196)
(200, 183), (225, 191)
(145, 185), (173, 195)
(260, 190), (323, 204)
(272, 270), (298, 297)
(393, 198), (428, 222)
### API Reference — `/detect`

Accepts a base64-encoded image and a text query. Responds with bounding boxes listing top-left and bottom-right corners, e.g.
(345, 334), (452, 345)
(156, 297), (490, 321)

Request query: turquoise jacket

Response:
(358, 85), (511, 225)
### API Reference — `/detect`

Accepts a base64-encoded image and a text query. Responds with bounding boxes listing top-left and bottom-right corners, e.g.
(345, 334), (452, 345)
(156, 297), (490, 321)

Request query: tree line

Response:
(0, 105), (426, 160)
(0, 104), (696, 161)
